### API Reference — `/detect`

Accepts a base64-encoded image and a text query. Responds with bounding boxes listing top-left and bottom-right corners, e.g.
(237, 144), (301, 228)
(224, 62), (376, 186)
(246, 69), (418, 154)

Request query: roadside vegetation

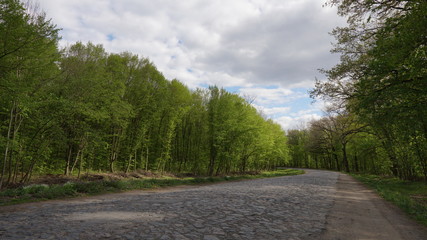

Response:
(286, 0), (427, 182)
(352, 174), (427, 226)
(286, 0), (426, 225)
(0, 169), (303, 206)
(0, 0), (289, 190)
(2, 0), (426, 222)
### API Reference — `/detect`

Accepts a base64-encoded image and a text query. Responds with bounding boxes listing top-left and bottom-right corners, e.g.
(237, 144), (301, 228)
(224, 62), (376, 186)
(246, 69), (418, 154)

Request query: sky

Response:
(37, 0), (346, 130)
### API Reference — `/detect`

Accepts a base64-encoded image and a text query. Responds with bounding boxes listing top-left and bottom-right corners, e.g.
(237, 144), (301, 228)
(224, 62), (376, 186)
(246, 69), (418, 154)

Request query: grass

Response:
(351, 174), (427, 226)
(0, 169), (304, 206)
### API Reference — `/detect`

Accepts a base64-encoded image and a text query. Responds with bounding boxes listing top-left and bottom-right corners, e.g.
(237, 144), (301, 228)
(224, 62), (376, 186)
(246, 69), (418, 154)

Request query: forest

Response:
(1, 0), (426, 190)
(287, 0), (427, 181)
(0, 0), (289, 189)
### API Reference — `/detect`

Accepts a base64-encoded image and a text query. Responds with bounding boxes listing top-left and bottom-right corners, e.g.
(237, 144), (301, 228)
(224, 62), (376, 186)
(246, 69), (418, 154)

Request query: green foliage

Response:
(288, 111), (370, 173)
(0, 1), (290, 188)
(0, 0), (61, 188)
(309, 0), (427, 180)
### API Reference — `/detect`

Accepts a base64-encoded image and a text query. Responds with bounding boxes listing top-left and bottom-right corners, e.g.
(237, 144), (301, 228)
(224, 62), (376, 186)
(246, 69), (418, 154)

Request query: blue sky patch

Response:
(107, 34), (115, 41)
(224, 86), (241, 93)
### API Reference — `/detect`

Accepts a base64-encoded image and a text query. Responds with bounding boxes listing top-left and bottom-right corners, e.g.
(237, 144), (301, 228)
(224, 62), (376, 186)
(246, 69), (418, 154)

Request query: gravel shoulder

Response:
(320, 173), (427, 240)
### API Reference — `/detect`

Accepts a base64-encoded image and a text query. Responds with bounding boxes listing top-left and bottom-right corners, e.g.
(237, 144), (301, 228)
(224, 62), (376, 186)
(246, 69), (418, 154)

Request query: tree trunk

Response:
(64, 145), (73, 175)
(208, 147), (216, 176)
(78, 147), (83, 179)
(331, 151), (340, 171)
(354, 153), (359, 172)
(125, 154), (132, 173)
(241, 156), (248, 172)
(1, 103), (17, 189)
(342, 142), (350, 172)
(145, 146), (149, 171)
(12, 148), (22, 184)
(109, 160), (114, 173)
(331, 146), (340, 171)
(134, 149), (137, 172)
(109, 128), (122, 173)
(70, 150), (81, 174)
(314, 155), (319, 169)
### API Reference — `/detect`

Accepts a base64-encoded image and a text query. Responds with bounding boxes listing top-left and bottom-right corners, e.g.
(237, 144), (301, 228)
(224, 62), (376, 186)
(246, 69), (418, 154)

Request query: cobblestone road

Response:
(0, 170), (339, 240)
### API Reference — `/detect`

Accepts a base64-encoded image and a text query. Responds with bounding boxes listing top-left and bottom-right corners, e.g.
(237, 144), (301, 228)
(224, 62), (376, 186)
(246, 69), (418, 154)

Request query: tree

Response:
(0, 0), (60, 188)
(312, 0), (427, 179)
(287, 129), (309, 168)
(0, 1), (292, 183)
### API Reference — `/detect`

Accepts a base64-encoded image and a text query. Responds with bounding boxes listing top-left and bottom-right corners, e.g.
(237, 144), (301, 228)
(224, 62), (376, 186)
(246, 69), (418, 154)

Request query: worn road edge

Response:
(320, 173), (427, 240)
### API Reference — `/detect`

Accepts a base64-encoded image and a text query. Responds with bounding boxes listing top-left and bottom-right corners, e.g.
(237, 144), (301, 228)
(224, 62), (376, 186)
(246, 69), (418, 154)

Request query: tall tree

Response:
(312, 0), (427, 179)
(0, 0), (60, 188)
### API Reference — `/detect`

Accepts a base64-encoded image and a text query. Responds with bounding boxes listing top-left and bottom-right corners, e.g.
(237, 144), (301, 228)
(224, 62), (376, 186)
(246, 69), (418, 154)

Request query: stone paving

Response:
(0, 170), (339, 240)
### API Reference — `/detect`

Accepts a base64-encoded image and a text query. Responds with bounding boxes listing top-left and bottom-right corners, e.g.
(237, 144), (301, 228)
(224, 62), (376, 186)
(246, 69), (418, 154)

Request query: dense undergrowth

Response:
(352, 174), (427, 226)
(0, 169), (303, 206)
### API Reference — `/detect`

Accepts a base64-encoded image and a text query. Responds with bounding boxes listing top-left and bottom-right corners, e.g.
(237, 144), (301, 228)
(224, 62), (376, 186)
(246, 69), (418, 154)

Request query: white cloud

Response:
(37, 0), (344, 130)
(251, 104), (291, 117)
(275, 113), (322, 130)
(38, 0), (344, 88)
(237, 85), (322, 129)
(260, 106), (291, 116)
(238, 87), (302, 106)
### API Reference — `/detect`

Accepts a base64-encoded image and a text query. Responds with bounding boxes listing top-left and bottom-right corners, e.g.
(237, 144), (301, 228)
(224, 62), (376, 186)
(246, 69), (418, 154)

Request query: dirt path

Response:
(321, 173), (427, 240)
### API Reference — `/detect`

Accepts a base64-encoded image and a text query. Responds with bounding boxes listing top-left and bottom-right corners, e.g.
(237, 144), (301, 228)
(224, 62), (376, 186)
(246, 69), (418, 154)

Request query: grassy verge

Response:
(0, 169), (303, 206)
(352, 174), (427, 226)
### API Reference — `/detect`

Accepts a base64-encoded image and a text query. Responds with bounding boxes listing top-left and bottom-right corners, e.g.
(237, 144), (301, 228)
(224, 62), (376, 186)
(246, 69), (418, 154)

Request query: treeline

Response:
(0, 0), (289, 188)
(288, 0), (427, 180)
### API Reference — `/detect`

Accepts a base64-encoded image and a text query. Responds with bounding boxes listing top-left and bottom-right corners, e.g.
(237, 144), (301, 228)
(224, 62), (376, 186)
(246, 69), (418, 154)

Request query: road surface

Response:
(0, 170), (426, 239)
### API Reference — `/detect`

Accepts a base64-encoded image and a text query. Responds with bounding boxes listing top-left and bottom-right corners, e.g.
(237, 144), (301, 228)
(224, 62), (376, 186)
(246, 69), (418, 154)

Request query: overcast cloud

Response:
(37, 0), (345, 129)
